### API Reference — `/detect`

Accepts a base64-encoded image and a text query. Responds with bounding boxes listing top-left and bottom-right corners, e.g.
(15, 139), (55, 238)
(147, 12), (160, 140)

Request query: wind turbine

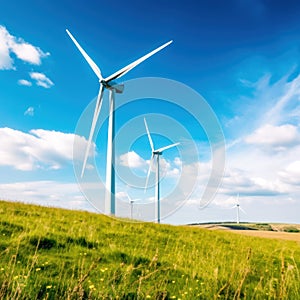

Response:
(231, 194), (246, 224)
(66, 29), (172, 215)
(144, 118), (180, 223)
(126, 194), (140, 220)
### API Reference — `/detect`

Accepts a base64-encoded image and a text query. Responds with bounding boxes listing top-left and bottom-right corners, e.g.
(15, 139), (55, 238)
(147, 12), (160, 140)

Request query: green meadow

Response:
(0, 200), (299, 299)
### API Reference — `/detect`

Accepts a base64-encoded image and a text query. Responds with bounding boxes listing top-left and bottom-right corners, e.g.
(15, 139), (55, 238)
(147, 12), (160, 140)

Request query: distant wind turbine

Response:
(126, 194), (140, 220)
(66, 29), (172, 215)
(231, 194), (246, 224)
(144, 118), (180, 223)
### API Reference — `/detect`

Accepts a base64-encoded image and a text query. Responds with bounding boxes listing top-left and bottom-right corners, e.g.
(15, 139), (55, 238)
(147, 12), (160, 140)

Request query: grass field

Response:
(0, 200), (299, 299)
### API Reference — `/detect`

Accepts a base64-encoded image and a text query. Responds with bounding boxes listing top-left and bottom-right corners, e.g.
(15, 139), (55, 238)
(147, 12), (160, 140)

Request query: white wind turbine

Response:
(126, 194), (140, 220)
(144, 118), (180, 223)
(231, 194), (246, 224)
(66, 29), (172, 215)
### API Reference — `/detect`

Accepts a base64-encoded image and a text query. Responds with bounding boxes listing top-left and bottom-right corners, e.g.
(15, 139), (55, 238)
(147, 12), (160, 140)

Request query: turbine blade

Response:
(104, 40), (173, 83)
(144, 118), (154, 152)
(126, 193), (132, 202)
(156, 142), (180, 153)
(81, 85), (104, 177)
(144, 154), (154, 192)
(66, 29), (103, 80)
(240, 206), (247, 215)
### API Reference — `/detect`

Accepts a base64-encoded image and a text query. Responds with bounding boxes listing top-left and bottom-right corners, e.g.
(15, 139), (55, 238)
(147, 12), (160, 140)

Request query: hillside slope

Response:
(0, 200), (299, 299)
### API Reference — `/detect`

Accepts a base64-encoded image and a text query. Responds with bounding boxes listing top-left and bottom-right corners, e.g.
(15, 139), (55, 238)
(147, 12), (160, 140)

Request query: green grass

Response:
(0, 200), (299, 299)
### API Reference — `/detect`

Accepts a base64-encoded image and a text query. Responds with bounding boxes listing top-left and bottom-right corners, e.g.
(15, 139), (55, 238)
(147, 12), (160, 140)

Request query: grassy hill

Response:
(0, 200), (299, 299)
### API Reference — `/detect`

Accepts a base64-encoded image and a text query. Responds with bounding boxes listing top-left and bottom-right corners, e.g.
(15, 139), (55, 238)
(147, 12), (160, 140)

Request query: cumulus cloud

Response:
(18, 79), (32, 86)
(221, 168), (288, 197)
(245, 124), (300, 150)
(0, 25), (49, 70)
(10, 42), (48, 65)
(30, 72), (54, 88)
(279, 161), (300, 186)
(119, 151), (147, 169)
(24, 107), (34, 116)
(0, 127), (93, 171)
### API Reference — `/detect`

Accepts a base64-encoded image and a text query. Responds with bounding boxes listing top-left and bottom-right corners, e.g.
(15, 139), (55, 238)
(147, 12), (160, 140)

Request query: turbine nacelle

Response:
(100, 80), (124, 93)
(111, 83), (124, 94)
(153, 151), (162, 155)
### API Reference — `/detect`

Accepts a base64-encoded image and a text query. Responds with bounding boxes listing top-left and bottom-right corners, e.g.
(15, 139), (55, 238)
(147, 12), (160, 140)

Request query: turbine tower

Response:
(144, 118), (180, 223)
(66, 29), (172, 215)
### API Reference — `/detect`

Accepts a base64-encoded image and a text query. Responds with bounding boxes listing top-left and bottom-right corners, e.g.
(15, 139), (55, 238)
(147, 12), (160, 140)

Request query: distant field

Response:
(193, 223), (300, 242)
(231, 230), (300, 242)
(0, 200), (299, 299)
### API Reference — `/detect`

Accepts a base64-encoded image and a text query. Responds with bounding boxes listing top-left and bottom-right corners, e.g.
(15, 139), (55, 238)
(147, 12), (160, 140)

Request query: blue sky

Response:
(1, 0), (300, 224)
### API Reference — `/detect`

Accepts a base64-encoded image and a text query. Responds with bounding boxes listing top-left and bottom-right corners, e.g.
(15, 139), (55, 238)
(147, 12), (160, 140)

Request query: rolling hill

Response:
(0, 200), (299, 299)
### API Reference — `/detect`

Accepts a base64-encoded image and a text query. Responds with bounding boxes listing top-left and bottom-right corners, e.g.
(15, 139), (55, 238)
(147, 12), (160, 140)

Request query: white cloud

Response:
(221, 167), (288, 197)
(176, 72), (300, 211)
(0, 26), (15, 69)
(116, 191), (128, 200)
(30, 72), (54, 88)
(119, 151), (147, 169)
(0, 127), (93, 171)
(245, 124), (300, 149)
(264, 74), (300, 125)
(226, 72), (300, 139)
(285, 160), (300, 175)
(167, 167), (180, 177)
(18, 79), (32, 86)
(212, 72), (300, 207)
(10, 41), (48, 65)
(173, 156), (182, 167)
(24, 107), (34, 116)
(118, 150), (181, 179)
(0, 25), (49, 70)
(0, 181), (90, 210)
(279, 161), (300, 186)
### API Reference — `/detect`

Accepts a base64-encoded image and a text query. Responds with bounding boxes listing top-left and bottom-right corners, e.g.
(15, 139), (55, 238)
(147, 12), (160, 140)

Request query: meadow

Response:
(0, 200), (299, 299)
